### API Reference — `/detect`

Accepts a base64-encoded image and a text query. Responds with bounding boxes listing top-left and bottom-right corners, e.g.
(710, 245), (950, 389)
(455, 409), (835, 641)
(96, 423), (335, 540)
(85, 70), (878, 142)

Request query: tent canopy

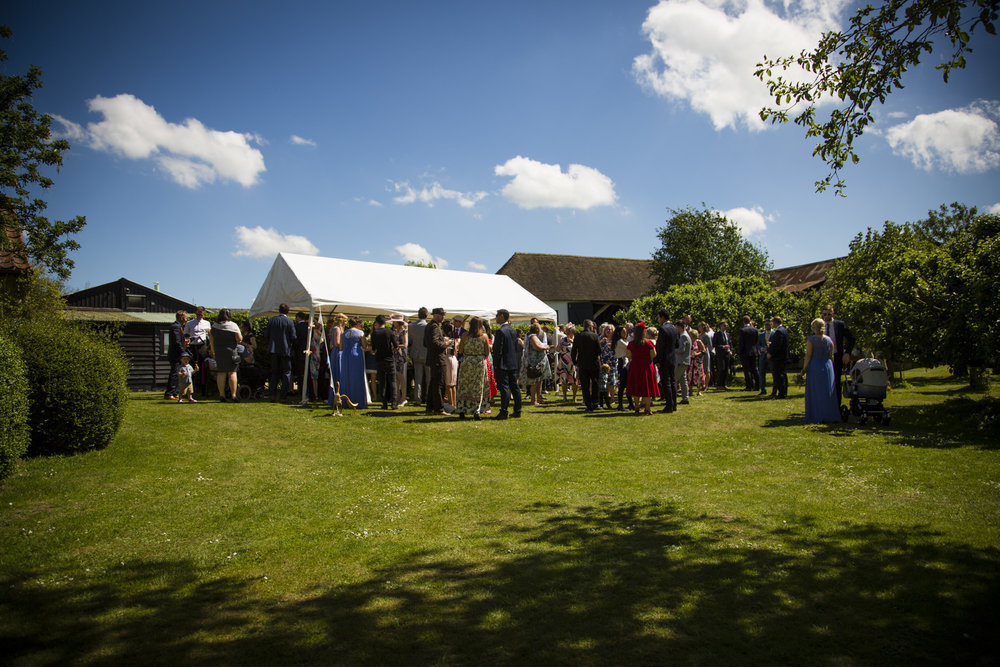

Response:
(249, 253), (557, 322)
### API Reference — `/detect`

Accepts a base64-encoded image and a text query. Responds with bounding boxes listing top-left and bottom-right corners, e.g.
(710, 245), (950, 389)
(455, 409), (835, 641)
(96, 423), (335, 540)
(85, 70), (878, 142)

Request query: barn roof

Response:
(496, 253), (656, 301)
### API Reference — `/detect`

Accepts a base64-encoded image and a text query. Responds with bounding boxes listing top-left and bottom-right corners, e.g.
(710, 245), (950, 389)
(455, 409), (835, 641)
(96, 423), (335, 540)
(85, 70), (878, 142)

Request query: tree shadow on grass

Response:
(3, 501), (998, 665)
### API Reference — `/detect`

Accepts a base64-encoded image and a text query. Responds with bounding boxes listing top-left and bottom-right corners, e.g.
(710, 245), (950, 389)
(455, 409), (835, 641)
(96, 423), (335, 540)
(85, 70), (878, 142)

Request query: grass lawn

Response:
(1, 368), (998, 665)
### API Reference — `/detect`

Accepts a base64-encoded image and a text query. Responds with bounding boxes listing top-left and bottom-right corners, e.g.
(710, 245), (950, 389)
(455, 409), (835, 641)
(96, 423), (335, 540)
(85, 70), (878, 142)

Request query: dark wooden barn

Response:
(64, 278), (196, 390)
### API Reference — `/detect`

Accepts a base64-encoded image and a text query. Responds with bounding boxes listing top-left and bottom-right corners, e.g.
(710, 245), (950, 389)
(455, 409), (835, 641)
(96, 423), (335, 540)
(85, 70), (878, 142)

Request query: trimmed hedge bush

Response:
(10, 319), (130, 456)
(0, 332), (30, 481)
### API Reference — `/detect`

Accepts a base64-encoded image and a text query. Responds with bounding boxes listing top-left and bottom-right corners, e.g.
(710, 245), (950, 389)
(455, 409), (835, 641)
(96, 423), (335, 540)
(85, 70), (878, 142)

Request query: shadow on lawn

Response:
(3, 502), (998, 665)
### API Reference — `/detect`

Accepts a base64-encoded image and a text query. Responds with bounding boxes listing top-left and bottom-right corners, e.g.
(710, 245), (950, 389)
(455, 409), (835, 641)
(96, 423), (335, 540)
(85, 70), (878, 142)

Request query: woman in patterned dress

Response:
(518, 322), (552, 406)
(455, 317), (491, 419)
(556, 323), (579, 403)
(599, 323), (618, 409)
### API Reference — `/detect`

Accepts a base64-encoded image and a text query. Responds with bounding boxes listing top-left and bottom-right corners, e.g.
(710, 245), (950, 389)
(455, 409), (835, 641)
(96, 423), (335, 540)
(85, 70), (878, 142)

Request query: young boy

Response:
(177, 352), (197, 403)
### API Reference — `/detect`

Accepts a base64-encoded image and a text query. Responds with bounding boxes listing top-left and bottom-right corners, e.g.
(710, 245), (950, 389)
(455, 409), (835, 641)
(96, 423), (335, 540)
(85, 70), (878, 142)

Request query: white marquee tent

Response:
(249, 253), (557, 322)
(249, 253), (557, 404)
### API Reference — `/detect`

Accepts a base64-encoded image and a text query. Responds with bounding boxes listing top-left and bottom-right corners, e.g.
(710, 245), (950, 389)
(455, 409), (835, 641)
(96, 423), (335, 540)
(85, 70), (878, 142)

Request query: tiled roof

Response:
(497, 253), (656, 301)
(0, 227), (30, 273)
(770, 258), (843, 292)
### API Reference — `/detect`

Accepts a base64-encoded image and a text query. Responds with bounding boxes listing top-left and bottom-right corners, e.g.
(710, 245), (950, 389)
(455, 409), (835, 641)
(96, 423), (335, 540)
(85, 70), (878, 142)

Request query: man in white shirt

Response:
(183, 306), (212, 395)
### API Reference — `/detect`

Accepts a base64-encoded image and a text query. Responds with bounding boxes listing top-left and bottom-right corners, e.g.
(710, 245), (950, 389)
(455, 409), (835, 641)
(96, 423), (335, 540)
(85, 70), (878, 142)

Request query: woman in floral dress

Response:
(455, 317), (491, 419)
(518, 322), (552, 406)
(556, 323), (579, 402)
(599, 323), (618, 409)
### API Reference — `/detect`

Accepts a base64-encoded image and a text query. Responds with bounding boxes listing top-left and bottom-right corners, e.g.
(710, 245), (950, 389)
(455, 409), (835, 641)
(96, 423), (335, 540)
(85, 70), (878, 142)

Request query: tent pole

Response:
(301, 306), (314, 405)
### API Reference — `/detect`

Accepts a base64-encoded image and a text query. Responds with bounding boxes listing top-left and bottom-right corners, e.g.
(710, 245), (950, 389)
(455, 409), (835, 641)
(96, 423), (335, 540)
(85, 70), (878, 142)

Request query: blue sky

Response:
(6, 1), (999, 308)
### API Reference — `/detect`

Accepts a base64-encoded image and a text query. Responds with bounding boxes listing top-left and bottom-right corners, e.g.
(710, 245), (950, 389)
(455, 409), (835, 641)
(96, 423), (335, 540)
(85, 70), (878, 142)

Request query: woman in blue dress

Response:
(326, 313), (347, 407)
(802, 317), (841, 423)
(338, 317), (369, 409)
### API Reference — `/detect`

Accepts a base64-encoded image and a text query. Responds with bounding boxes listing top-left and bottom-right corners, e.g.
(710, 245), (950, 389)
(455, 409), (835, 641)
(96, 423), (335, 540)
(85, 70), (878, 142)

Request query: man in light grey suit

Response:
(674, 320), (692, 405)
(408, 306), (429, 405)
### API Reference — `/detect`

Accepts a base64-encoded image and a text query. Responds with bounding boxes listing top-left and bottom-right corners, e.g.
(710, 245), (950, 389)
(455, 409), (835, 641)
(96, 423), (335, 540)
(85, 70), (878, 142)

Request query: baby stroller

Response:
(841, 358), (891, 425)
(236, 347), (267, 401)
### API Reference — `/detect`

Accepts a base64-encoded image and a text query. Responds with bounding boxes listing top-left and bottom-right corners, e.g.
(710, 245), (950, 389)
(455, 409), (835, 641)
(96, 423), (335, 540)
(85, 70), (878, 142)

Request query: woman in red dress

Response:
(626, 322), (660, 415)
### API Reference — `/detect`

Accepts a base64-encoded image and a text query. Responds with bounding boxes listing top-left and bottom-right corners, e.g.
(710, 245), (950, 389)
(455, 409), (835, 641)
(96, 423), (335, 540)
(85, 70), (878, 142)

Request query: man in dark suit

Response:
(164, 310), (187, 400)
(492, 309), (522, 420)
(821, 304), (855, 407)
(572, 319), (602, 412)
(655, 308), (678, 413)
(713, 321), (733, 390)
(757, 319), (772, 396)
(766, 316), (789, 398)
(292, 311), (310, 395)
(424, 307), (448, 415)
(266, 303), (297, 402)
(738, 315), (760, 391)
(370, 314), (397, 409)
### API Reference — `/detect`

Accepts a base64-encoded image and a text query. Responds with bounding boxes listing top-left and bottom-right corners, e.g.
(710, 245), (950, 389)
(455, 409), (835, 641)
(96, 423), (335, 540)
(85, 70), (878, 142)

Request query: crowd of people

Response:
(165, 302), (855, 424)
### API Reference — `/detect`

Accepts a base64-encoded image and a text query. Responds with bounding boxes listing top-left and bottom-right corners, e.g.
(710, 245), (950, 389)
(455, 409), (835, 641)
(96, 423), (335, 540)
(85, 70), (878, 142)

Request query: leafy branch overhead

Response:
(0, 25), (86, 282)
(754, 0), (999, 196)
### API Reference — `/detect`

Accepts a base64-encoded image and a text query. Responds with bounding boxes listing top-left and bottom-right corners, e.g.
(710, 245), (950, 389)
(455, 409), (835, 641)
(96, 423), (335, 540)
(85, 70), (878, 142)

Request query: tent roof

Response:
(249, 253), (557, 322)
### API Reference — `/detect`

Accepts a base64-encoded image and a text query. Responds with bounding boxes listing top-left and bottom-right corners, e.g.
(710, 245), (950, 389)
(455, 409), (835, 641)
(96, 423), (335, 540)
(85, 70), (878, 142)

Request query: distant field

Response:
(1, 368), (997, 665)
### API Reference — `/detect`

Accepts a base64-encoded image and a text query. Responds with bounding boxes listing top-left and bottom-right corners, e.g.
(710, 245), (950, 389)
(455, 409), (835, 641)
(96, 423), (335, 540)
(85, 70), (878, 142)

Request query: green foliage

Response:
(824, 205), (1000, 386)
(620, 274), (810, 353)
(0, 331), (29, 481)
(404, 260), (438, 269)
(756, 0), (999, 195)
(8, 318), (129, 456)
(0, 269), (66, 322)
(649, 205), (771, 293)
(1, 27), (86, 282)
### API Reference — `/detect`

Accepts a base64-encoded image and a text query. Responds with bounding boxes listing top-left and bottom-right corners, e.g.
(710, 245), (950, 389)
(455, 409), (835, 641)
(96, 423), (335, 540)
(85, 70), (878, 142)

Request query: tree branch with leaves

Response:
(1, 25), (86, 283)
(755, 0), (998, 196)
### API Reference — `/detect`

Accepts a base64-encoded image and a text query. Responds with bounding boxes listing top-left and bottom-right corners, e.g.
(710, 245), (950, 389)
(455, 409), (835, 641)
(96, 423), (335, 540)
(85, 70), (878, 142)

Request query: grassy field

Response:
(1, 368), (998, 665)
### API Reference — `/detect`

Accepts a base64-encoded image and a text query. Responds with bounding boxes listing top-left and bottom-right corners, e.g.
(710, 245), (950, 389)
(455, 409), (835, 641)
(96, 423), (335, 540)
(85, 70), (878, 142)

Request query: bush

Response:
(10, 319), (130, 456)
(0, 332), (30, 481)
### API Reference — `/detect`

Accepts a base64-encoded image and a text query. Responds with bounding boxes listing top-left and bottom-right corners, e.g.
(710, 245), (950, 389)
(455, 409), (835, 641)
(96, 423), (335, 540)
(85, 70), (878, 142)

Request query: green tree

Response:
(823, 205), (1000, 387)
(621, 275), (810, 355)
(649, 205), (772, 293)
(1, 25), (86, 282)
(404, 260), (437, 269)
(755, 0), (999, 195)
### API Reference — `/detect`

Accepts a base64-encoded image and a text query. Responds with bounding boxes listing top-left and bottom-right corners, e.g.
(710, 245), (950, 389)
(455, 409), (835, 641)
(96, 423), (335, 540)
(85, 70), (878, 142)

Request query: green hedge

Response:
(0, 332), (29, 481)
(11, 319), (130, 457)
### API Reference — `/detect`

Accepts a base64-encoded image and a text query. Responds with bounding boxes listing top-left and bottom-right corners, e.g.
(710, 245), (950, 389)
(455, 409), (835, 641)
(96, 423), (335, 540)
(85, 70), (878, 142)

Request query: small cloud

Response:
(467, 261), (487, 271)
(721, 206), (770, 235)
(395, 242), (448, 268)
(62, 93), (266, 188)
(368, 200), (383, 207)
(360, 249), (371, 255)
(494, 156), (616, 210)
(234, 226), (319, 259)
(986, 203), (1000, 215)
(392, 181), (487, 209)
(886, 100), (1000, 173)
(290, 135), (316, 147)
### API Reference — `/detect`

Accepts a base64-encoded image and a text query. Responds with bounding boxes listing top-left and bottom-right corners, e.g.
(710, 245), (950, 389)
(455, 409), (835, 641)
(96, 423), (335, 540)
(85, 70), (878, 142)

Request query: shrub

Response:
(0, 332), (30, 481)
(10, 319), (130, 456)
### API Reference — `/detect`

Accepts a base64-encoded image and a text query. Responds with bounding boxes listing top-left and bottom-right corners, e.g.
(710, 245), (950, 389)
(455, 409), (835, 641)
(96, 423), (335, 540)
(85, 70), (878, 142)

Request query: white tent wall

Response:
(249, 253), (557, 322)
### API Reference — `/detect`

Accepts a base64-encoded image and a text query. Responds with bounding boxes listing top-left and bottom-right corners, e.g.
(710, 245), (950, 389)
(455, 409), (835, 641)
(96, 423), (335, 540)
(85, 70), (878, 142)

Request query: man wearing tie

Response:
(712, 321), (732, 390)
(492, 309), (522, 420)
(821, 304), (855, 409)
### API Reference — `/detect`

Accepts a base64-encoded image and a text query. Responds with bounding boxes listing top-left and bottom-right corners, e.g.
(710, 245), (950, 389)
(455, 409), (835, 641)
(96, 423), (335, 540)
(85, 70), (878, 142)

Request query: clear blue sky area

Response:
(6, 1), (999, 307)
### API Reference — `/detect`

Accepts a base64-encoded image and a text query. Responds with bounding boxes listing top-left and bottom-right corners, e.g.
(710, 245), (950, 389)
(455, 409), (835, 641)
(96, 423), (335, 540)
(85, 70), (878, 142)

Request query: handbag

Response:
(526, 358), (545, 379)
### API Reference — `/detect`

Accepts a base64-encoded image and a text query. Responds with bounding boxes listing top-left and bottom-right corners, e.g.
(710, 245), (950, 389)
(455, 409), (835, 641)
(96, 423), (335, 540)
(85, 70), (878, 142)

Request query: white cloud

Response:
(392, 181), (487, 209)
(633, 0), (848, 130)
(395, 242), (449, 268)
(368, 199), (383, 207)
(721, 205), (770, 235)
(494, 156), (617, 210)
(233, 226), (319, 259)
(986, 203), (1000, 215)
(467, 261), (487, 271)
(66, 93), (265, 188)
(290, 135), (316, 146)
(885, 100), (1000, 173)
(360, 249), (371, 255)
